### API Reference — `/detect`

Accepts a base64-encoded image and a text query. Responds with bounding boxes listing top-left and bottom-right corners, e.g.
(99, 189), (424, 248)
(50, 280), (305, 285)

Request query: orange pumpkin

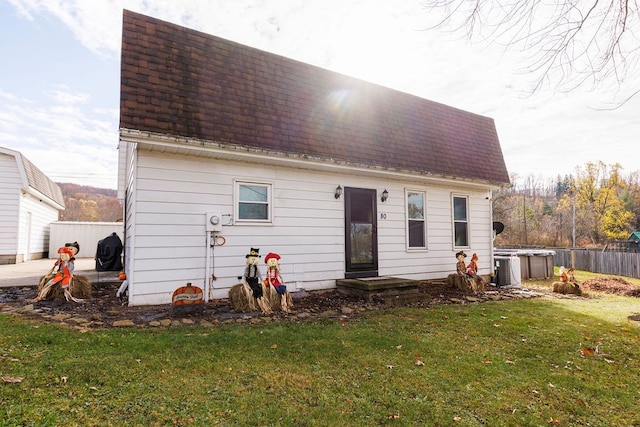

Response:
(118, 271), (127, 280)
(171, 283), (203, 306)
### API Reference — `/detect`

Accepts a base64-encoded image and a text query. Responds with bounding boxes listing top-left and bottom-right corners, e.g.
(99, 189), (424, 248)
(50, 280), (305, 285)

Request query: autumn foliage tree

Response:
(493, 162), (638, 248)
(57, 183), (122, 222)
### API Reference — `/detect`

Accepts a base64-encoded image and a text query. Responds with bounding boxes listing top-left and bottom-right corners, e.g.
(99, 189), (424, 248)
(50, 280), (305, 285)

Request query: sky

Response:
(1, 0), (638, 190)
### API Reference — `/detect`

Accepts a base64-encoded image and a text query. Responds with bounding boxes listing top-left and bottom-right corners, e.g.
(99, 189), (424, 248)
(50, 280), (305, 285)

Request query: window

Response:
(453, 195), (468, 247)
(236, 181), (272, 222)
(407, 191), (427, 249)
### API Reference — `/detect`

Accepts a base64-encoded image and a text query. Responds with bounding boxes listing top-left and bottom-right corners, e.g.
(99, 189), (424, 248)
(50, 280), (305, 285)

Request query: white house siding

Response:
(123, 145), (494, 306)
(17, 193), (59, 261)
(0, 153), (21, 262)
(121, 141), (138, 301)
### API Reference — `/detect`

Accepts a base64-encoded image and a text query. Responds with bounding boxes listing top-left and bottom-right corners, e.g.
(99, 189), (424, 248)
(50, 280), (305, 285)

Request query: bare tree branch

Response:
(421, 0), (640, 99)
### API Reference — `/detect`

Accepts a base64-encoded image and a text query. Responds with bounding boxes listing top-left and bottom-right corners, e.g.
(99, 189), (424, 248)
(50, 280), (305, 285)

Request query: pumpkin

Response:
(118, 271), (126, 280)
(171, 282), (204, 306)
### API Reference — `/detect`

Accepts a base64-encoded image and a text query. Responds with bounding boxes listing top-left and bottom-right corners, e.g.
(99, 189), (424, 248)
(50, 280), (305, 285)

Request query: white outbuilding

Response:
(0, 146), (64, 264)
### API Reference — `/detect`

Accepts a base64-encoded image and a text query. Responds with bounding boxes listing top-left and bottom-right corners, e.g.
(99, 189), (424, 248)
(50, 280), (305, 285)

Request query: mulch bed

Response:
(0, 280), (519, 328)
(2, 276), (638, 329)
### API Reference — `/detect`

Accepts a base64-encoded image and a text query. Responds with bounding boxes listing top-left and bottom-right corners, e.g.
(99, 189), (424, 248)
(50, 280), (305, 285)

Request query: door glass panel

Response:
(349, 192), (373, 267)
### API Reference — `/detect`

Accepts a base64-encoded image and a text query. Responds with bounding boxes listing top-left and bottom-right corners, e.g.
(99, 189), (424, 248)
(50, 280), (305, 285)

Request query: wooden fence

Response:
(554, 249), (640, 278)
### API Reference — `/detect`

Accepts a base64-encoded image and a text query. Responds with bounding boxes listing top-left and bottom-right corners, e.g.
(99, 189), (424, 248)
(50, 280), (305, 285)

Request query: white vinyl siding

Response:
(120, 143), (496, 306)
(0, 153), (21, 256)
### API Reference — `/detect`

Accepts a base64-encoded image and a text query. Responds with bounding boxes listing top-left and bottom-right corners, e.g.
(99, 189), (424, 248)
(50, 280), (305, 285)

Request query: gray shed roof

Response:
(0, 146), (65, 208)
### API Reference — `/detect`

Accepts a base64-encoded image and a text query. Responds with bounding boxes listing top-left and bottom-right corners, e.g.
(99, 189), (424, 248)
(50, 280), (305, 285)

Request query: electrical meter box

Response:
(205, 212), (222, 232)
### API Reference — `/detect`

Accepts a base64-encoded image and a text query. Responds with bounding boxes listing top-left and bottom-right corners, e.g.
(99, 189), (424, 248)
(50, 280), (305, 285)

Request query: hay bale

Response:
(447, 273), (483, 293)
(228, 283), (257, 312)
(70, 275), (91, 299)
(552, 281), (582, 295)
(261, 285), (292, 311)
(268, 291), (293, 311)
(36, 275), (92, 301)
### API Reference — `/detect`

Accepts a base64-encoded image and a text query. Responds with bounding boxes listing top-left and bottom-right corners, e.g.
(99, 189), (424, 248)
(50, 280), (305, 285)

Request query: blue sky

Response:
(1, 0), (638, 190)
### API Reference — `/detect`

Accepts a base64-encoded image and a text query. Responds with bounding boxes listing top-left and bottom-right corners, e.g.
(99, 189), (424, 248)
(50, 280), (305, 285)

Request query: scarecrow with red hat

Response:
(466, 252), (486, 289)
(263, 252), (291, 312)
(34, 245), (84, 302)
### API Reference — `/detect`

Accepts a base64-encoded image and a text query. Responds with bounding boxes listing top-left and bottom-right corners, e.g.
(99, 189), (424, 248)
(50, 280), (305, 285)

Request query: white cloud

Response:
(0, 84), (118, 187)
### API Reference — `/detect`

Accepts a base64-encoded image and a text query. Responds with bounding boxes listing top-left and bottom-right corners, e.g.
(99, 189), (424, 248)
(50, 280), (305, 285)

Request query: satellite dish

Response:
(493, 221), (505, 235)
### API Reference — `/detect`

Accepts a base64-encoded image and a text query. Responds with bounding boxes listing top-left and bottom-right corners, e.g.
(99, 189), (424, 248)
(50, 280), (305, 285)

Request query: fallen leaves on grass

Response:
(581, 347), (596, 357)
(2, 376), (23, 383)
(581, 276), (639, 296)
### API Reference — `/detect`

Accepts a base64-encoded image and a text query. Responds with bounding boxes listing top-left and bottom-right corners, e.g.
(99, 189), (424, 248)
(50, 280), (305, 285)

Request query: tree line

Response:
(57, 183), (122, 222)
(493, 162), (640, 248)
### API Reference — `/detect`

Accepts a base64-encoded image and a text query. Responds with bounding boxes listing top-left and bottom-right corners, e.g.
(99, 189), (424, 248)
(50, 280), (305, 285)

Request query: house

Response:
(117, 10), (511, 306)
(0, 146), (65, 264)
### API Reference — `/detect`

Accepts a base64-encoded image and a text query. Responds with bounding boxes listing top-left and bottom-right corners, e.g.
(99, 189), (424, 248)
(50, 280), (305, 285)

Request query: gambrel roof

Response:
(119, 10), (510, 186)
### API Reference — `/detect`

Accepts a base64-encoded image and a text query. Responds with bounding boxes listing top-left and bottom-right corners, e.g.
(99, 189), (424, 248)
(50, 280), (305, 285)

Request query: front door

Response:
(344, 187), (378, 278)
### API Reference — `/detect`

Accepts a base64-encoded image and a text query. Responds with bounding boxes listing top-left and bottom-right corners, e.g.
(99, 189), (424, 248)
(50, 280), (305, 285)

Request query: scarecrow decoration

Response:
(34, 242), (90, 302)
(263, 252), (292, 313)
(466, 253), (486, 292)
(229, 248), (273, 314)
(447, 251), (483, 293)
(552, 266), (582, 295)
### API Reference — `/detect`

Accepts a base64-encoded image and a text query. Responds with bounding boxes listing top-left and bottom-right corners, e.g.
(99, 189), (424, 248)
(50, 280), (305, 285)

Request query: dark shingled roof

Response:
(119, 10), (510, 185)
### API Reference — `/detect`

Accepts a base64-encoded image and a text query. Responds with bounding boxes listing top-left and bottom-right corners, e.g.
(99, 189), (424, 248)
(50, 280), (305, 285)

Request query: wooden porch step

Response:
(336, 277), (428, 304)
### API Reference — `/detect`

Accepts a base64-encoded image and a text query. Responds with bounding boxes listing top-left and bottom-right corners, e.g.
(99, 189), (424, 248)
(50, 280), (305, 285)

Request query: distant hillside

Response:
(57, 183), (122, 222)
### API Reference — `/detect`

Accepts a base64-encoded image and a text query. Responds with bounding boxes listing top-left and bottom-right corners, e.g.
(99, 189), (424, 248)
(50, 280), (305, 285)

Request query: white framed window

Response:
(235, 180), (272, 223)
(452, 195), (469, 247)
(407, 190), (427, 249)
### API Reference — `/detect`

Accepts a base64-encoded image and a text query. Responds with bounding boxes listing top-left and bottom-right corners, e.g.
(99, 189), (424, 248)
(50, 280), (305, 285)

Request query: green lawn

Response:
(2, 274), (640, 426)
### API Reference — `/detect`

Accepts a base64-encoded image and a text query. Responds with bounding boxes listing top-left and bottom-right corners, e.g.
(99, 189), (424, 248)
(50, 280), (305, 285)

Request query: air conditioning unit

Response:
(205, 212), (222, 232)
(494, 256), (522, 287)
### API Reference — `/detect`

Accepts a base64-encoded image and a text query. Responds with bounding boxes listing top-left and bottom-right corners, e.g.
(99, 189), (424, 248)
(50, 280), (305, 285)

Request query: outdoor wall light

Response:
(381, 189), (389, 202)
(334, 185), (343, 199)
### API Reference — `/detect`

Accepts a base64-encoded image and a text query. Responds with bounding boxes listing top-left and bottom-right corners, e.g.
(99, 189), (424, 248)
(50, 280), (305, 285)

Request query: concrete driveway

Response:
(0, 258), (116, 288)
